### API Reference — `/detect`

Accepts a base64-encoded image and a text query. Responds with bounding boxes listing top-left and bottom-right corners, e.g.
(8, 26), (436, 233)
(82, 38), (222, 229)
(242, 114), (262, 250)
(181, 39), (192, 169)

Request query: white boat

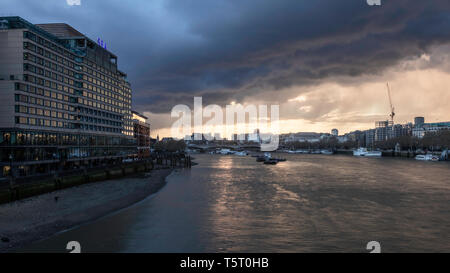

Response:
(234, 151), (248, 156)
(219, 149), (233, 155)
(321, 150), (334, 155)
(288, 150), (309, 154)
(353, 148), (382, 157)
(415, 154), (439, 161)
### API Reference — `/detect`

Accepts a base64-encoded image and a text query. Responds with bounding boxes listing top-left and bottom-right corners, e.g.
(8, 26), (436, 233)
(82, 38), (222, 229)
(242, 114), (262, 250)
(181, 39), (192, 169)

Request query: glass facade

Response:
(0, 130), (135, 162)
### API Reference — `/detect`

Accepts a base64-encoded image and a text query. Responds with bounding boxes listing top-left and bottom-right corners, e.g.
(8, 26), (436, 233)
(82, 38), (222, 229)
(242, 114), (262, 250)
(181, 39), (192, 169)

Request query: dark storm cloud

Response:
(3, 0), (450, 114)
(134, 0), (450, 112)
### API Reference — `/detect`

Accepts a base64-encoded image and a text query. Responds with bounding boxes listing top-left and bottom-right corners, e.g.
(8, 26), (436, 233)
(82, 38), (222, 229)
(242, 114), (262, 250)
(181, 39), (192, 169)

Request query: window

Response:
(18, 95), (28, 103)
(19, 105), (28, 113)
(19, 117), (28, 124)
(15, 83), (28, 91)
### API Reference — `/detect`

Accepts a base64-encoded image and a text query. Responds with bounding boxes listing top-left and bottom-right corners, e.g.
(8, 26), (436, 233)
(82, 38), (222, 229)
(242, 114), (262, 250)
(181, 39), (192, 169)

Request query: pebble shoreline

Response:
(0, 168), (173, 253)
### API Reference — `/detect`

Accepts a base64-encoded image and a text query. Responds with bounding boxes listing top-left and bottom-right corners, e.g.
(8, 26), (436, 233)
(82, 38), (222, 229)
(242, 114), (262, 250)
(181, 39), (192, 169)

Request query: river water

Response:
(20, 154), (450, 253)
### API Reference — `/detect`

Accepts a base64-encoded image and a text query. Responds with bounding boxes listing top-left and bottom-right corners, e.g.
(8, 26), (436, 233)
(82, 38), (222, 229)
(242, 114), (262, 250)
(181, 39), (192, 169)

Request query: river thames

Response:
(20, 154), (450, 252)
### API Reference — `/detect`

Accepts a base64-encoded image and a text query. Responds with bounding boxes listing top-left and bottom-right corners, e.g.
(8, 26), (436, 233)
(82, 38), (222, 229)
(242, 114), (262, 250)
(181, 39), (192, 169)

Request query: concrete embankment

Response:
(0, 162), (154, 205)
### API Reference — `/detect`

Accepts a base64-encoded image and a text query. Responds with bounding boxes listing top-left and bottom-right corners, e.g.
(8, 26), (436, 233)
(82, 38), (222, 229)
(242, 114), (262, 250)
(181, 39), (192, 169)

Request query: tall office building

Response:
(331, 129), (338, 137)
(132, 111), (151, 158)
(0, 17), (136, 177)
(414, 117), (425, 128)
(375, 120), (393, 142)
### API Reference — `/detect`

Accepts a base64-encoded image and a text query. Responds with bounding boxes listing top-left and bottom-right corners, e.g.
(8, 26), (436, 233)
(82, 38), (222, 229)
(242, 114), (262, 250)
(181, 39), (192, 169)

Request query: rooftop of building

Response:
(0, 16), (117, 58)
(423, 122), (450, 127)
(131, 111), (148, 120)
(35, 23), (84, 38)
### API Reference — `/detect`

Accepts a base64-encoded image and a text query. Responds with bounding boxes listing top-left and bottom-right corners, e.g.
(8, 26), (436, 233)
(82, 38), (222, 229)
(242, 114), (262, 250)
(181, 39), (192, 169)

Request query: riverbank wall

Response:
(0, 153), (193, 205)
(0, 162), (154, 205)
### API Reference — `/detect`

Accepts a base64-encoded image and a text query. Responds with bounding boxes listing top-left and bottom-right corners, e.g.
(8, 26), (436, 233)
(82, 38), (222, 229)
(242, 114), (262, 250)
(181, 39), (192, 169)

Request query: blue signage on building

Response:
(97, 38), (107, 50)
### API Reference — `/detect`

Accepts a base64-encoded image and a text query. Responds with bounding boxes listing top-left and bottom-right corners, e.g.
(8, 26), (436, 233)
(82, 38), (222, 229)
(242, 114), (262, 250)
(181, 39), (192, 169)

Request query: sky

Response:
(2, 0), (450, 137)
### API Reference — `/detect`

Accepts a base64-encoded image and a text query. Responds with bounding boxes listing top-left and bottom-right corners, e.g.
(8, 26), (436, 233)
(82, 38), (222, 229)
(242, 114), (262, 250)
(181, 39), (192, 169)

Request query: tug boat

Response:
(263, 158), (278, 165)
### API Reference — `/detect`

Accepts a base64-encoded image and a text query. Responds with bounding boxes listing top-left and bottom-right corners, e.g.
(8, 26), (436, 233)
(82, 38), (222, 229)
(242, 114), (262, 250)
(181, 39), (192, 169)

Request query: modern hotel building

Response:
(0, 17), (137, 177)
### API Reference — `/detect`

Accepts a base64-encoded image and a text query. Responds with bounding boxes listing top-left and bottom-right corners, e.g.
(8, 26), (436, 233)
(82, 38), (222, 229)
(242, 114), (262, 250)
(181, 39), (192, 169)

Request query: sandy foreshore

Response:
(0, 168), (173, 252)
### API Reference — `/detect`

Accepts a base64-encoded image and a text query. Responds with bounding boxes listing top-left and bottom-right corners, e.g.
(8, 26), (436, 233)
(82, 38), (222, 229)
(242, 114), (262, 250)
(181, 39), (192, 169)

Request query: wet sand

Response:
(0, 168), (173, 252)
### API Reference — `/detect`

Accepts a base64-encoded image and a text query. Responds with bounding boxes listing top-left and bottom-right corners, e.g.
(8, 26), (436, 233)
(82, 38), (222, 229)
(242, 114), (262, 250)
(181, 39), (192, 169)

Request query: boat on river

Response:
(415, 154), (440, 162)
(256, 152), (272, 162)
(288, 150), (309, 154)
(218, 149), (233, 155)
(263, 158), (278, 165)
(353, 148), (382, 157)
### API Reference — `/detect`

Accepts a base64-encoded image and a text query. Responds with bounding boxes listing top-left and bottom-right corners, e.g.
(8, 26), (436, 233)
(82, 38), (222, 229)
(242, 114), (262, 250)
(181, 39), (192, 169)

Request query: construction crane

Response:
(386, 82), (395, 125)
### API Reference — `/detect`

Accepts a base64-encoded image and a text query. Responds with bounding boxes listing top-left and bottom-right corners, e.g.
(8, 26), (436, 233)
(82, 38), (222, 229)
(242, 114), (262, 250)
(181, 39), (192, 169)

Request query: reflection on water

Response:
(21, 154), (450, 252)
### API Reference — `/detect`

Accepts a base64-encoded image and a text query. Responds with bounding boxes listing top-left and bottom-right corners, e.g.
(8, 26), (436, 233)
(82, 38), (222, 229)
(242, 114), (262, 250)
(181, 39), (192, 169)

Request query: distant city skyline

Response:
(175, 115), (450, 144)
(151, 111), (450, 139)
